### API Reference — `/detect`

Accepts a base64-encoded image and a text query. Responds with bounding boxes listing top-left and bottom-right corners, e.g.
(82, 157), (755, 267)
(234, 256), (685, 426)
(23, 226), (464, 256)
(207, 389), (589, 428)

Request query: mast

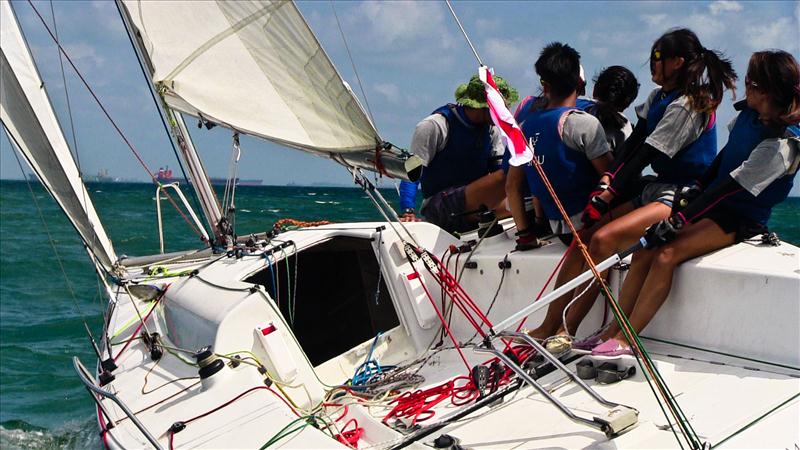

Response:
(116, 1), (227, 245)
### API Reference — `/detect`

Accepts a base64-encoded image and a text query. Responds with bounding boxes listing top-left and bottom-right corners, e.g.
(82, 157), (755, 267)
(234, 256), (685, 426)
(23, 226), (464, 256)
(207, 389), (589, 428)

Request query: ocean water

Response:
(1, 179), (798, 449)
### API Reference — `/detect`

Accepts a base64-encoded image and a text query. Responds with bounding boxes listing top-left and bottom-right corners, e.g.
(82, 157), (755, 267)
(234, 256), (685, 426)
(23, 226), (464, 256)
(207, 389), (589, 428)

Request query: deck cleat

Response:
(594, 405), (639, 438)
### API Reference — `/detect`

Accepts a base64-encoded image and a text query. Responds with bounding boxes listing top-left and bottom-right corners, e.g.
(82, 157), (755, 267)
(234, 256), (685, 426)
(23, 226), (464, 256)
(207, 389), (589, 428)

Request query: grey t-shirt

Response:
(635, 88), (710, 158)
(727, 113), (800, 196)
(410, 112), (505, 166)
(560, 110), (611, 160)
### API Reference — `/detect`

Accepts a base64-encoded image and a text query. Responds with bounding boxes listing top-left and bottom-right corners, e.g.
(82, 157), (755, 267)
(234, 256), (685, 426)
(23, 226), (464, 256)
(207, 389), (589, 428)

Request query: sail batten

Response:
(1, 0), (117, 270)
(122, 0), (382, 154)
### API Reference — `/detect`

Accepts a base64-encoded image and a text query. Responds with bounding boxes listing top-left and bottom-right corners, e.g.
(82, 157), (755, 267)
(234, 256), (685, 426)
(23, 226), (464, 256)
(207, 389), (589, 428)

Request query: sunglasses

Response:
(651, 49), (663, 62)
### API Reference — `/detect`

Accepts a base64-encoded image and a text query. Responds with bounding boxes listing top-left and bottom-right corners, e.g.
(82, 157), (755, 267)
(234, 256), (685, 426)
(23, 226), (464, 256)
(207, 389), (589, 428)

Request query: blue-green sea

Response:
(1, 180), (798, 449)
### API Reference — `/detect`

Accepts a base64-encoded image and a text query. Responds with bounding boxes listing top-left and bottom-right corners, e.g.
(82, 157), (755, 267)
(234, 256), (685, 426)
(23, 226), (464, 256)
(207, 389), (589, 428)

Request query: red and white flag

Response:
(479, 66), (532, 167)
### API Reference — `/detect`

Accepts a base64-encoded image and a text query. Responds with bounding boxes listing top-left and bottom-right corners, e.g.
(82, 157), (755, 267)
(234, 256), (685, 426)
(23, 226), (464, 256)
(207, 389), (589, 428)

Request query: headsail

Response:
(122, 1), (380, 152)
(1, 0), (117, 270)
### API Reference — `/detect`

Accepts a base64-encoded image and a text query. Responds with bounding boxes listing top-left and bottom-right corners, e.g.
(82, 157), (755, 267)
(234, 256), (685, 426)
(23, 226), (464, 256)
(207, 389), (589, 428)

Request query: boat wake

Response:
(0, 419), (100, 450)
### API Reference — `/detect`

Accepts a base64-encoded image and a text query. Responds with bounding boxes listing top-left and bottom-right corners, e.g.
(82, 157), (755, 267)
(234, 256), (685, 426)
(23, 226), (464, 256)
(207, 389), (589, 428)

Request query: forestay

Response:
(121, 0), (380, 154)
(0, 0), (117, 271)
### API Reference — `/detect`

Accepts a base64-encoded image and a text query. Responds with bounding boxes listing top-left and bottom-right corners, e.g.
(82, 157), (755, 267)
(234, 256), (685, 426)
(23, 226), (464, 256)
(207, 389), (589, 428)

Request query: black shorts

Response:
(557, 233), (574, 247)
(701, 206), (766, 243)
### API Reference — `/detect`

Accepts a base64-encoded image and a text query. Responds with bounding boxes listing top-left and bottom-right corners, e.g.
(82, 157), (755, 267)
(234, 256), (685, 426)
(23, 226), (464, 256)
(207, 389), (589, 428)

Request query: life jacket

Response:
(711, 106), (800, 225)
(646, 90), (717, 184)
(420, 104), (493, 198)
(521, 106), (599, 219)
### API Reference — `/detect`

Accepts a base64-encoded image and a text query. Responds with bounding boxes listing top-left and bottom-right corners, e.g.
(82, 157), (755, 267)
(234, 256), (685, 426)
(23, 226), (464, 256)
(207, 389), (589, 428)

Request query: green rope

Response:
(259, 416), (312, 449)
(604, 287), (700, 449)
(641, 336), (800, 372)
(283, 249), (293, 326)
(110, 301), (158, 340)
(711, 392), (799, 448)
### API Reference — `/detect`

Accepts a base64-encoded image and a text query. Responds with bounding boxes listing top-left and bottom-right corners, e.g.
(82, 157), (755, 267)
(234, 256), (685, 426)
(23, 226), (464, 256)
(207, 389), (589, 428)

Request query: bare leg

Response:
(561, 201), (671, 334)
(525, 238), (584, 340)
(612, 219), (735, 346)
(601, 247), (657, 340)
(530, 202), (636, 339)
(465, 171), (506, 216)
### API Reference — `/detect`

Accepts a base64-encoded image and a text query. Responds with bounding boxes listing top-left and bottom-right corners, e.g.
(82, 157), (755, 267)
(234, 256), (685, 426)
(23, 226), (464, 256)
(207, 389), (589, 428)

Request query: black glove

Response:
(515, 229), (541, 251)
(644, 216), (685, 248)
(672, 182), (703, 215)
(581, 195), (610, 228)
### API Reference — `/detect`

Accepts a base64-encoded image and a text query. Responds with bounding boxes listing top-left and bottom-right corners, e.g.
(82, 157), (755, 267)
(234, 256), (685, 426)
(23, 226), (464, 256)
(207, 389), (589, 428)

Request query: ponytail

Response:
(682, 47), (737, 113)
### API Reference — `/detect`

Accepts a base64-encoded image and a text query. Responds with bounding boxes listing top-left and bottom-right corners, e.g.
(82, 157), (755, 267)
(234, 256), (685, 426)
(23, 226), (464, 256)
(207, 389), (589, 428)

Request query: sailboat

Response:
(2, 1), (798, 449)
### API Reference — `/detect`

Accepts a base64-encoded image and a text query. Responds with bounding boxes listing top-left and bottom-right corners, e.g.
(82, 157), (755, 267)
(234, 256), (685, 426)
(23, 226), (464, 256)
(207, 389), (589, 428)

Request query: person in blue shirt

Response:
(592, 50), (800, 356)
(397, 75), (518, 232)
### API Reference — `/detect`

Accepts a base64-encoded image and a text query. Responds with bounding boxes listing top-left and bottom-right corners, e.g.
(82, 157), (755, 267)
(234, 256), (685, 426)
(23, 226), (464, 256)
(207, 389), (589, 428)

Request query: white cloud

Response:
(590, 47), (610, 59)
(709, 1), (743, 15)
(359, 1), (450, 48)
(743, 18), (800, 52)
(373, 83), (402, 104)
(640, 14), (667, 27)
(484, 38), (529, 66)
(64, 42), (105, 69)
(684, 13), (725, 39)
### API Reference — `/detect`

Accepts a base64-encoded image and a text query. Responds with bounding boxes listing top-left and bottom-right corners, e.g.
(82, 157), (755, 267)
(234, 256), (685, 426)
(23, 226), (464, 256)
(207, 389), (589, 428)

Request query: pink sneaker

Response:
(591, 338), (632, 357)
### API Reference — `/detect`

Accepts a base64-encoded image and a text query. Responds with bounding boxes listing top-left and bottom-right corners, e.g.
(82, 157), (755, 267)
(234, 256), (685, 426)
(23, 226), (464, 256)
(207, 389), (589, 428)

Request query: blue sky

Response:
(1, 0), (798, 194)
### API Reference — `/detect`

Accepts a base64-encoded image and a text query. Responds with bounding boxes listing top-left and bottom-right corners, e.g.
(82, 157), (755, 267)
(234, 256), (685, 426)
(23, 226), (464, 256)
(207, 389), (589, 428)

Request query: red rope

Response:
(335, 418), (364, 448)
(113, 285), (170, 362)
(514, 240), (575, 332)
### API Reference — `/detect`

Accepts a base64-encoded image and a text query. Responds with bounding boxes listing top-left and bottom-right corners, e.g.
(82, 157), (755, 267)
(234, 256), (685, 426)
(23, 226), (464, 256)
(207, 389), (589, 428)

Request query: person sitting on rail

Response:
(398, 75), (518, 233)
(591, 50), (800, 356)
(541, 29), (737, 353)
(519, 64), (641, 240)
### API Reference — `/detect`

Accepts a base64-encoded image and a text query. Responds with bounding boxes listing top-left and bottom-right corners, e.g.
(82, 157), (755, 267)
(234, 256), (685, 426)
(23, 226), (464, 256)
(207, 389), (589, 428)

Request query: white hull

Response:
(88, 221), (800, 449)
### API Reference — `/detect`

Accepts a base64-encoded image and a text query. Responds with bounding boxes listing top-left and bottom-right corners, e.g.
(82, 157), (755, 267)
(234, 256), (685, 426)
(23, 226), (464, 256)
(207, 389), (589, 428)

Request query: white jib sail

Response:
(122, 0), (381, 154)
(0, 0), (117, 270)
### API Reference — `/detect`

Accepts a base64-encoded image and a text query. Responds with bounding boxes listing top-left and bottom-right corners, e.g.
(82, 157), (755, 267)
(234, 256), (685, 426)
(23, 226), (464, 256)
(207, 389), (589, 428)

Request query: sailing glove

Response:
(581, 194), (610, 228)
(672, 182), (703, 215)
(644, 215), (684, 248)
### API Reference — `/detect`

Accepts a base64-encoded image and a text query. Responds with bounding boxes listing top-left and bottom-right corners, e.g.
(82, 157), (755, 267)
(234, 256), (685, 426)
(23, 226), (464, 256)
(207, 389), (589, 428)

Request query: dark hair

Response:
(651, 28), (737, 113)
(535, 42), (582, 99)
(747, 50), (800, 126)
(592, 66), (639, 130)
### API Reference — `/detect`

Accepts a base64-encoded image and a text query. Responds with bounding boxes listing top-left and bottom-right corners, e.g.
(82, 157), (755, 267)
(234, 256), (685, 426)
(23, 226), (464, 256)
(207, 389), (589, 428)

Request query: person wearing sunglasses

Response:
(538, 28), (737, 355)
(593, 50), (800, 357)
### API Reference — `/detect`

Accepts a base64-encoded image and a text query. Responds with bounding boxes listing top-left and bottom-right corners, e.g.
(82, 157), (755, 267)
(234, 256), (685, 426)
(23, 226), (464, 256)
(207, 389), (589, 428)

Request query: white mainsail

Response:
(121, 0), (381, 155)
(0, 0), (117, 270)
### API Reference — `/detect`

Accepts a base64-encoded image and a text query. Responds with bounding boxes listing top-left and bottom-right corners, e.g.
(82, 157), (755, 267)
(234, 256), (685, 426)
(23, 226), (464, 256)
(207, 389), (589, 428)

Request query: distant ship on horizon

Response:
(156, 166), (263, 186)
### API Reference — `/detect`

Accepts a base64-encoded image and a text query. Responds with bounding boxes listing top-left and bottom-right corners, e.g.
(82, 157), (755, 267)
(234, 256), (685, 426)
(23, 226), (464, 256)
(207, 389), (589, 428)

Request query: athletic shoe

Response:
(544, 335), (572, 354)
(591, 338), (632, 357)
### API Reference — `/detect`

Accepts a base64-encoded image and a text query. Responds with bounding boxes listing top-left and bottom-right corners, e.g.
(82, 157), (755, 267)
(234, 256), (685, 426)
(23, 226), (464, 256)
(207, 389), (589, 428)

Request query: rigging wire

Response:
(25, 0), (208, 243)
(444, 5), (699, 448)
(444, 0), (483, 66)
(47, 0), (112, 314)
(9, 142), (106, 364)
(330, 1), (376, 128)
(113, 2), (215, 237)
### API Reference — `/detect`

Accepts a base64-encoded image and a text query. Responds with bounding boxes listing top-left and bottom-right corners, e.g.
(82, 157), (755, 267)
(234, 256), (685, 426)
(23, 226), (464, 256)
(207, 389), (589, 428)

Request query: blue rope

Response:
(264, 253), (277, 299)
(351, 333), (395, 387)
